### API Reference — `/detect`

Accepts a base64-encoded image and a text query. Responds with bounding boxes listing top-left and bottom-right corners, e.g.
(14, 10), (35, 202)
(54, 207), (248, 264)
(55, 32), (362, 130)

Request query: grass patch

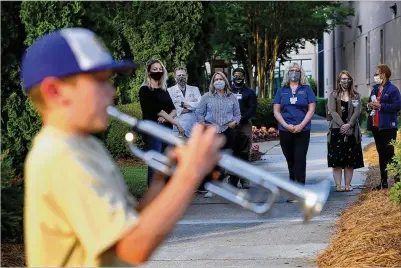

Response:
(120, 165), (148, 199)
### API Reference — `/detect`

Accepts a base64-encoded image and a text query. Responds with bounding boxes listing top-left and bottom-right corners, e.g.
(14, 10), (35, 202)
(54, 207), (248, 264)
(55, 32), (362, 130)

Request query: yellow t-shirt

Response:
(24, 126), (139, 267)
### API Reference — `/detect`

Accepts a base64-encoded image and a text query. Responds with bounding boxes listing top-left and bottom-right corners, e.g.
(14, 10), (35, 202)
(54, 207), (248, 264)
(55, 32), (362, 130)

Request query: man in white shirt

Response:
(167, 67), (202, 137)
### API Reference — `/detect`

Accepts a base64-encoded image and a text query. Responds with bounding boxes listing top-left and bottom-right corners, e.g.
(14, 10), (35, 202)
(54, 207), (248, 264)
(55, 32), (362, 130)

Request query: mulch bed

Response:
(116, 157), (145, 167)
(1, 244), (25, 267)
(315, 187), (401, 267)
(252, 137), (280, 143)
(315, 141), (401, 267)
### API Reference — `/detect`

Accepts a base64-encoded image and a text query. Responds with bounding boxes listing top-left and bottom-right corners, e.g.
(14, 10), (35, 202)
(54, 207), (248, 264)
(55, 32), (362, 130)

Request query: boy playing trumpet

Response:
(21, 27), (224, 267)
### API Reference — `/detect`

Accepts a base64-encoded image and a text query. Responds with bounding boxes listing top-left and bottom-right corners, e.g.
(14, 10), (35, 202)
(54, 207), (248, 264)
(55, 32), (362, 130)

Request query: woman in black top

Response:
(139, 59), (184, 186)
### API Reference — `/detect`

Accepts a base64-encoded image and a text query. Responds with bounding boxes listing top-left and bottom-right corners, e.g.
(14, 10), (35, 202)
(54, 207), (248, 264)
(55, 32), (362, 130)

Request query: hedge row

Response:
(105, 99), (278, 159)
(104, 103), (145, 159)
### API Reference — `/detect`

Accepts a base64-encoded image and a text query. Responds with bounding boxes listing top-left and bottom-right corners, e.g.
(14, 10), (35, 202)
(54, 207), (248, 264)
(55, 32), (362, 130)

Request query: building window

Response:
(380, 29), (384, 63)
(301, 59), (313, 78)
(365, 36), (370, 81)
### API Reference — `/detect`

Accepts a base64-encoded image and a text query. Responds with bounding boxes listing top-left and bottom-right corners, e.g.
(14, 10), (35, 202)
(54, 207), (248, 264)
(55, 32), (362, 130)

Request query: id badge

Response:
(236, 93), (242, 100)
(352, 99), (359, 107)
(290, 97), (297, 104)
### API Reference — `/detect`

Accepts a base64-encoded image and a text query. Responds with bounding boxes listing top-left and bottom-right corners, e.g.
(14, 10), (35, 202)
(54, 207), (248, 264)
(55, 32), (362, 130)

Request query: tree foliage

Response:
(1, 1), (214, 242)
(211, 1), (354, 98)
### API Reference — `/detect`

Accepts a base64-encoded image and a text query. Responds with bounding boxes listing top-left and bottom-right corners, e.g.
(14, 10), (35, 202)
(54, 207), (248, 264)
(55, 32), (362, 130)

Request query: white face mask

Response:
(374, 75), (382, 84)
(213, 80), (226, 90)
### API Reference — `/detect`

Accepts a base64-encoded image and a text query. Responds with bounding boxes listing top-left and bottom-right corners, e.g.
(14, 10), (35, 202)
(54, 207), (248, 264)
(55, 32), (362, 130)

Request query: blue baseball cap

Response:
(20, 27), (139, 91)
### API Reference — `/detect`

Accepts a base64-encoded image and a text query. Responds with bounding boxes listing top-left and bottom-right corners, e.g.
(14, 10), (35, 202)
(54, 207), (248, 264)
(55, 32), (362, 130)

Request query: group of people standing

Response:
(327, 64), (400, 192)
(139, 59), (400, 201)
(273, 62), (400, 199)
(138, 59), (257, 197)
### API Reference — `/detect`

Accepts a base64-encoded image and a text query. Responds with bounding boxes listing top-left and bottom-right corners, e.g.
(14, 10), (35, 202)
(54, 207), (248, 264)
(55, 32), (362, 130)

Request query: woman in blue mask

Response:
(195, 72), (241, 197)
(273, 62), (316, 202)
(367, 64), (401, 190)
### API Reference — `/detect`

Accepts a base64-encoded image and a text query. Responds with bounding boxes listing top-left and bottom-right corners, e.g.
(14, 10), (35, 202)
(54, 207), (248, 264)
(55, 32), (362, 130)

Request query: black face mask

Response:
(233, 77), (245, 87)
(149, 72), (163, 81)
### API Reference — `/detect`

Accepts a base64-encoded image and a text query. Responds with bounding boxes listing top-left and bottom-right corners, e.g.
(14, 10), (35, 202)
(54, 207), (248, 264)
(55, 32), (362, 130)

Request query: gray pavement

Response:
(142, 116), (374, 268)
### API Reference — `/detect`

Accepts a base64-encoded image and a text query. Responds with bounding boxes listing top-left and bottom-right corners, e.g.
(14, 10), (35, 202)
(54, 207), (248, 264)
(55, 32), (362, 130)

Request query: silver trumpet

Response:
(107, 106), (331, 222)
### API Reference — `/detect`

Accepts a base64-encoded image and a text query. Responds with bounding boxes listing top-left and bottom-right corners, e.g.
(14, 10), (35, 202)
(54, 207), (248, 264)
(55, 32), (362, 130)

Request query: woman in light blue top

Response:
(195, 71), (241, 197)
(196, 72), (241, 147)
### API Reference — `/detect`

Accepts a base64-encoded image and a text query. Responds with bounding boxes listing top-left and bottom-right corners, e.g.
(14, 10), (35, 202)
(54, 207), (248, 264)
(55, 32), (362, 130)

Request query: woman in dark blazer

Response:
(367, 64), (401, 190)
(327, 70), (364, 192)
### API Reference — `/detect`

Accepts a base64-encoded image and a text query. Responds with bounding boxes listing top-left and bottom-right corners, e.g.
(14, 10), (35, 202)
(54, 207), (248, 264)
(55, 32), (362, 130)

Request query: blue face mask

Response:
(288, 71), (301, 82)
(213, 80), (226, 90)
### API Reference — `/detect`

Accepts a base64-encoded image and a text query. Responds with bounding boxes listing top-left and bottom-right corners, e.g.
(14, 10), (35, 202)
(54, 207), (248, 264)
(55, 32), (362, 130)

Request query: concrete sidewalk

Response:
(142, 116), (374, 268)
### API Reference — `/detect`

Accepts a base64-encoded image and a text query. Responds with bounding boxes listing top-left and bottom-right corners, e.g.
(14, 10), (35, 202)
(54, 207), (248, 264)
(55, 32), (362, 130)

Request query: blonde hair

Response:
(142, 59), (168, 91)
(281, 62), (309, 86)
(209, 72), (231, 94)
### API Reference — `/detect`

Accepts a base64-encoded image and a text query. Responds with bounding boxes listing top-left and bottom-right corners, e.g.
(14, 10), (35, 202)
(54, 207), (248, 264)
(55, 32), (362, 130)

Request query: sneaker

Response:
(204, 191), (216, 198)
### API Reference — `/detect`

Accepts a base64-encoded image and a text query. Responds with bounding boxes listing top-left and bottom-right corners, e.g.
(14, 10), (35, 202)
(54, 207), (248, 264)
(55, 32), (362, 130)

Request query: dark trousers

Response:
(371, 127), (398, 186)
(279, 130), (311, 184)
(199, 127), (236, 190)
(145, 135), (169, 186)
(228, 122), (252, 187)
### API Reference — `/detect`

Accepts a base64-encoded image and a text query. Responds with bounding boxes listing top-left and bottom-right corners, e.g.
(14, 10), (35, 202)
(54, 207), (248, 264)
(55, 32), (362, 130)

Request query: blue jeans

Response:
(145, 135), (169, 186)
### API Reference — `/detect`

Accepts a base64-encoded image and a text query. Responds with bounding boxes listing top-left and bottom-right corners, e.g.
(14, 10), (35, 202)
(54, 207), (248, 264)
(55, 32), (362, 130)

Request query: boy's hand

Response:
(172, 124), (225, 183)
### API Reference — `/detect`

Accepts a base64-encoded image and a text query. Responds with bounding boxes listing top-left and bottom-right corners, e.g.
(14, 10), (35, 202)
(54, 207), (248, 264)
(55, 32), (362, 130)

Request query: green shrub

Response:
(308, 77), (317, 96)
(1, 150), (24, 243)
(104, 103), (145, 159)
(359, 97), (369, 125)
(252, 98), (277, 128)
(387, 129), (400, 185)
(315, 97), (327, 118)
(389, 182), (401, 205)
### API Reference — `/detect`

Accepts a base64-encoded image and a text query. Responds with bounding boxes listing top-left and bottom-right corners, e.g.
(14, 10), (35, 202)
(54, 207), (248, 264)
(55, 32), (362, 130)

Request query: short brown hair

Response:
(377, 64), (392, 79)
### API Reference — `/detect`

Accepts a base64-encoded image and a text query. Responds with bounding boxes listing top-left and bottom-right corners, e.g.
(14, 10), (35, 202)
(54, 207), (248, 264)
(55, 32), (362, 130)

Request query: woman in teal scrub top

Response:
(273, 62), (316, 202)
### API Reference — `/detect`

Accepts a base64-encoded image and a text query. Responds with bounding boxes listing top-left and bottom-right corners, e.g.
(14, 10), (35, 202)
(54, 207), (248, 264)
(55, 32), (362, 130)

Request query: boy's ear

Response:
(40, 77), (69, 106)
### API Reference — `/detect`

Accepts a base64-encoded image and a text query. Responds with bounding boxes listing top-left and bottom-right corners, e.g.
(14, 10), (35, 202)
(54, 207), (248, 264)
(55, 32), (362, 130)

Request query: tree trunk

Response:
(268, 35), (279, 99)
(256, 29), (266, 98)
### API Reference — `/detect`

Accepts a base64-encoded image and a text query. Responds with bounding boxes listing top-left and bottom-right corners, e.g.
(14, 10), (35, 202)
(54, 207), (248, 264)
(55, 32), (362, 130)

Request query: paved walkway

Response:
(142, 116), (374, 268)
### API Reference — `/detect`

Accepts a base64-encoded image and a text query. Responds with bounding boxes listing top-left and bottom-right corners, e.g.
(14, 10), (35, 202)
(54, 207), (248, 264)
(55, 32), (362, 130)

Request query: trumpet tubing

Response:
(107, 106), (331, 222)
